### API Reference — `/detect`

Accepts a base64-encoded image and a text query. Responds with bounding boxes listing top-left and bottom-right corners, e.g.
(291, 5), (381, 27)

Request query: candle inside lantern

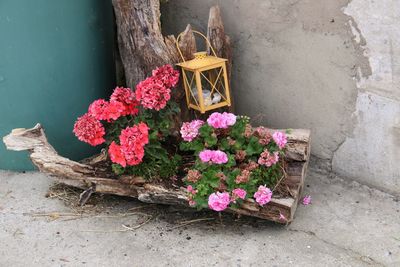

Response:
(191, 88), (214, 106)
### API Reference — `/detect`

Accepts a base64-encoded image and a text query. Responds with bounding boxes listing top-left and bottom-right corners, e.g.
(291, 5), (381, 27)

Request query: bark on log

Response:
(177, 24), (197, 61)
(3, 124), (310, 224)
(207, 5), (234, 112)
(112, 0), (178, 88)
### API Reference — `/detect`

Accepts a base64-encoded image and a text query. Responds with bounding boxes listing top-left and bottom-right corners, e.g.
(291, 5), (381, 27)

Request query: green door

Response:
(0, 0), (116, 170)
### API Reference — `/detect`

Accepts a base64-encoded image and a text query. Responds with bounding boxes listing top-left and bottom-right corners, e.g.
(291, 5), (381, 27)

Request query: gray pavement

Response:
(0, 170), (399, 267)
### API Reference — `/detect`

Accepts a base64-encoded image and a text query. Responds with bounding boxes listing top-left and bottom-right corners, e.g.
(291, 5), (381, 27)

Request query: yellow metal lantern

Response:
(176, 31), (231, 114)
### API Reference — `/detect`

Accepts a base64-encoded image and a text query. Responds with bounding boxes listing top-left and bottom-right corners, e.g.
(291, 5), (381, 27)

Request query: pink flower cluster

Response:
(231, 188), (247, 203)
(253, 185), (272, 206)
(254, 126), (272, 145)
(180, 120), (204, 142)
(186, 185), (198, 207)
(235, 169), (251, 184)
(73, 113), (105, 146)
(199, 150), (228, 164)
(208, 188), (248, 211)
(258, 149), (279, 167)
(108, 122), (149, 167)
(272, 131), (287, 149)
(208, 192), (230, 211)
(88, 87), (139, 122)
(207, 112), (236, 129)
(135, 64), (179, 111)
(206, 185), (273, 211)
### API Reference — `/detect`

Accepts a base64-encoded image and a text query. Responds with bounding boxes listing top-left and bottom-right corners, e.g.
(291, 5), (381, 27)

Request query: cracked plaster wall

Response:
(333, 0), (400, 195)
(161, 0), (399, 194)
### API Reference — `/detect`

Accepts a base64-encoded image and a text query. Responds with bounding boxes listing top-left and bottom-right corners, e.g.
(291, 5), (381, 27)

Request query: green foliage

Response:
(112, 164), (125, 175)
(245, 136), (264, 156)
(123, 152), (181, 180)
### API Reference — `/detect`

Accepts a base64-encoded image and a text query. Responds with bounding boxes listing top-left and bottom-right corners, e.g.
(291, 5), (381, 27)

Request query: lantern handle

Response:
(175, 30), (218, 62)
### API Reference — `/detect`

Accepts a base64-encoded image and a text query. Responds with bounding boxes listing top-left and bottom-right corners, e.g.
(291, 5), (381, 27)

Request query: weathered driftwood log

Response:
(3, 124), (310, 224)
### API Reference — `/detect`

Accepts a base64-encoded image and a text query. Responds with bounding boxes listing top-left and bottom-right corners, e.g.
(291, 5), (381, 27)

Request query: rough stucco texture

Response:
(162, 0), (400, 194)
(333, 0), (400, 194)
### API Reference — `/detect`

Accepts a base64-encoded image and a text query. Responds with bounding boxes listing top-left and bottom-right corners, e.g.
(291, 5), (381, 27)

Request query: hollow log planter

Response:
(3, 124), (310, 224)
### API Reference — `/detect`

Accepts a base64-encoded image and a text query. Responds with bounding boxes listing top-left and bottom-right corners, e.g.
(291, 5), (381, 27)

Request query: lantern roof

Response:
(176, 56), (227, 72)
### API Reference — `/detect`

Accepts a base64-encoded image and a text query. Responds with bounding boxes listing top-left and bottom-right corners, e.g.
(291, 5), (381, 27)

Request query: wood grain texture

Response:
(207, 5), (234, 112)
(177, 24), (197, 61)
(3, 124), (310, 224)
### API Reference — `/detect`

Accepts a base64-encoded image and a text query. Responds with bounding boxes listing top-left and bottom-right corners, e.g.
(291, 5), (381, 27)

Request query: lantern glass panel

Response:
(181, 69), (199, 108)
(199, 66), (228, 108)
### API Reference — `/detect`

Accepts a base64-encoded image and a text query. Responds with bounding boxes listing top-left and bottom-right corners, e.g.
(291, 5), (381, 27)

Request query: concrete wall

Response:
(161, 0), (400, 195)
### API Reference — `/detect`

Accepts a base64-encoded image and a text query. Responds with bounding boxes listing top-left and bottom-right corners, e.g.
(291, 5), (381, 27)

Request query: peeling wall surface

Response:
(334, 0), (400, 194)
(161, 0), (399, 194)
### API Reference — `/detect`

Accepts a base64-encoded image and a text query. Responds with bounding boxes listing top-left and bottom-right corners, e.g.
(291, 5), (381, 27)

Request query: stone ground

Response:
(0, 170), (399, 267)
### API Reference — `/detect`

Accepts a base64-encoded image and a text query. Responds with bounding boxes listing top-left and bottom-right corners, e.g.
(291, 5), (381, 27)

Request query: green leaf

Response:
(199, 124), (213, 138)
(245, 136), (263, 156)
(220, 138), (230, 150)
(112, 164), (125, 175)
(285, 128), (293, 134)
(205, 135), (218, 147)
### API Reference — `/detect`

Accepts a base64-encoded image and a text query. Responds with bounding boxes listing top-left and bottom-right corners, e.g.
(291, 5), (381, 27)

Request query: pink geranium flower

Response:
(207, 112), (236, 129)
(272, 131), (287, 149)
(258, 150), (279, 167)
(199, 150), (228, 164)
(302, 195), (312, 205)
(208, 192), (230, 211)
(186, 185), (197, 195)
(212, 150), (229, 164)
(253, 185), (272, 206)
(188, 200), (196, 207)
(180, 120), (204, 142)
(231, 188), (247, 203)
(199, 150), (213, 162)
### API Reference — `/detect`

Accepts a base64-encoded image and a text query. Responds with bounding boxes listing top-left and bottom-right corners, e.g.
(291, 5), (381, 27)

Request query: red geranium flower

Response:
(119, 122), (149, 166)
(88, 99), (109, 121)
(88, 99), (125, 122)
(152, 64), (180, 88)
(110, 87), (139, 116)
(73, 113), (105, 146)
(135, 77), (171, 111)
(108, 141), (126, 167)
(105, 101), (125, 121)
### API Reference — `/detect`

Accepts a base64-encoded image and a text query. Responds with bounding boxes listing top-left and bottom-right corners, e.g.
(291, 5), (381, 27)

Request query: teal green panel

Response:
(0, 0), (115, 170)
